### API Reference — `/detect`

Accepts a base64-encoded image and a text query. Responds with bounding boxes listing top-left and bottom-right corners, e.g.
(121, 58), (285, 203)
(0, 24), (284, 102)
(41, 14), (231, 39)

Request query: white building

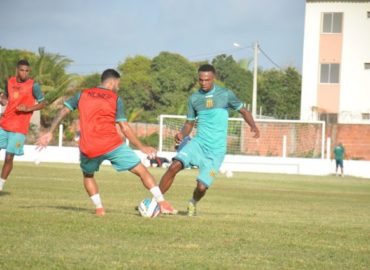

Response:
(301, 0), (370, 123)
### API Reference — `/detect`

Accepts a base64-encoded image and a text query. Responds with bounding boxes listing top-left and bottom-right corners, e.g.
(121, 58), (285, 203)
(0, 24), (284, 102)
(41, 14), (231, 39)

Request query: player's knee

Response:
(83, 172), (94, 178)
(4, 154), (14, 163)
(169, 160), (183, 173)
(196, 181), (208, 193)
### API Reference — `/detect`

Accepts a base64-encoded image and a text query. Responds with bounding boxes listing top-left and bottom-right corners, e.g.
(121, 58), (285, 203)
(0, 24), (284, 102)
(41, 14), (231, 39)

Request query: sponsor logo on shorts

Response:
(15, 142), (21, 148)
(209, 170), (216, 177)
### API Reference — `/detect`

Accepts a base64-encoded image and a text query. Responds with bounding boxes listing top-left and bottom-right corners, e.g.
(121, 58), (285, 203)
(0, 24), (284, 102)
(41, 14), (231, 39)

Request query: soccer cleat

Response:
(95, 207), (105, 216)
(187, 200), (197, 216)
(158, 200), (178, 215)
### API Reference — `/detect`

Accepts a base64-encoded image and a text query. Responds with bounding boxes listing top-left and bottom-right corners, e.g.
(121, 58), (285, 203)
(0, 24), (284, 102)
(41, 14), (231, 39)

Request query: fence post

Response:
(58, 124), (63, 147)
(282, 135), (287, 158)
(326, 137), (331, 160)
(159, 115), (163, 152)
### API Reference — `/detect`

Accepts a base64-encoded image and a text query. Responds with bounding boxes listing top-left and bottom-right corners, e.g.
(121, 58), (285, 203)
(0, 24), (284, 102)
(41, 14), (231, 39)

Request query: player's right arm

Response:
(0, 81), (8, 106)
(36, 107), (71, 149)
(36, 92), (79, 150)
(175, 96), (196, 143)
(175, 121), (195, 144)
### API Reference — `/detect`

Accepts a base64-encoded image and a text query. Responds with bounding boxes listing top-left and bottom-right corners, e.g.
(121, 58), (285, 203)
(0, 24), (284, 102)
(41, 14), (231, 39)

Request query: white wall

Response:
(7, 145), (369, 179)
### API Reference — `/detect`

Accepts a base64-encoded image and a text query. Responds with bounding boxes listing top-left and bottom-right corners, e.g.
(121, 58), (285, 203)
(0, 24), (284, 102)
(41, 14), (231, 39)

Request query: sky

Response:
(0, 0), (306, 74)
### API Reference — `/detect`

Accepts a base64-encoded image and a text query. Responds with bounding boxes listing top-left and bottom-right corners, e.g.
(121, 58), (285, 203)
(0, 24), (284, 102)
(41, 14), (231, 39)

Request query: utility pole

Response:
(252, 41), (259, 118)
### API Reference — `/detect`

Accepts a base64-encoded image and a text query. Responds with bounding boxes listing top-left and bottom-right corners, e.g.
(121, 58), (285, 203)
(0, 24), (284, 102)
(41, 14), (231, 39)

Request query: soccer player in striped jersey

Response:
(159, 64), (260, 216)
(37, 69), (176, 216)
(0, 60), (45, 191)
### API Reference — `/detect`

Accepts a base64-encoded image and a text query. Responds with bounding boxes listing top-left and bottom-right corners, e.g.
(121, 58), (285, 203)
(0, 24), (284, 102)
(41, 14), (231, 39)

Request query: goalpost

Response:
(159, 114), (326, 159)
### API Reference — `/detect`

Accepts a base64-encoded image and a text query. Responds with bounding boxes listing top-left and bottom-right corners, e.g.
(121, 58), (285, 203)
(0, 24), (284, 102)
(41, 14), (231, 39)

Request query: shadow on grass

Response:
(19, 204), (91, 213)
(0, 191), (11, 196)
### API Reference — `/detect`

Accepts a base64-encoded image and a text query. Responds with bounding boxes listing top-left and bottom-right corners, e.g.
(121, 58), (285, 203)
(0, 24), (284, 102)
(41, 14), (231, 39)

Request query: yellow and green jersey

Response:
(187, 84), (243, 154)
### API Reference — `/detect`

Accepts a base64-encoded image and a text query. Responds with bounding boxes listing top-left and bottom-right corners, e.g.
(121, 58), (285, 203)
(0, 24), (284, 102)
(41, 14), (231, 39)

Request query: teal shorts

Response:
(174, 139), (225, 187)
(80, 143), (141, 174)
(0, 128), (26, 156)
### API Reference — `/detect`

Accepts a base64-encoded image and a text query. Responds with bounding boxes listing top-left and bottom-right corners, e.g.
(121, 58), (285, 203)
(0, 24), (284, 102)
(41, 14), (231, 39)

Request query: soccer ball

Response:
(34, 158), (41, 165)
(138, 198), (160, 218)
(226, 170), (234, 178)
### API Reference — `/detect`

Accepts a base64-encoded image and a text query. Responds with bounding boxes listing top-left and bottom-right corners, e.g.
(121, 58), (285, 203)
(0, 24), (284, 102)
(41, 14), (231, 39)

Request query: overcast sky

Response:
(0, 0), (305, 74)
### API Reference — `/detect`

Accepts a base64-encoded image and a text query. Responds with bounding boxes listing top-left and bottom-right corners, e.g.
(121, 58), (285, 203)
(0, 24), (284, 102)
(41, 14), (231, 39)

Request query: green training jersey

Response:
(334, 145), (345, 160)
(186, 84), (243, 154)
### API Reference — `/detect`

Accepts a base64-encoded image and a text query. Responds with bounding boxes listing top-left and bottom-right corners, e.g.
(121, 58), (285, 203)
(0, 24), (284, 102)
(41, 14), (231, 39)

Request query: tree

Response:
(117, 55), (153, 122)
(258, 67), (301, 119)
(212, 54), (253, 108)
(150, 52), (197, 121)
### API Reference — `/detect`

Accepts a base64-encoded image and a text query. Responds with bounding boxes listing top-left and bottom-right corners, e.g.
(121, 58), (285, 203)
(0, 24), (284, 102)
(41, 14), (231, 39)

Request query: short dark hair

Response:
(101, 69), (120, 82)
(198, 64), (216, 74)
(17, 59), (30, 67)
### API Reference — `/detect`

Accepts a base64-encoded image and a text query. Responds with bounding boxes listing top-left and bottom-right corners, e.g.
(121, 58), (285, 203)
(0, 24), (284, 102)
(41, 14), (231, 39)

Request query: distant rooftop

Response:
(307, 0), (370, 2)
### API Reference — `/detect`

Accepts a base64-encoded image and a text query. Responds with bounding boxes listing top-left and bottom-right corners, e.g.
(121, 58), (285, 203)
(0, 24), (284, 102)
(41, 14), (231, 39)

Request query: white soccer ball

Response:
(225, 170), (233, 178)
(162, 162), (170, 168)
(219, 166), (227, 174)
(138, 198), (160, 218)
(34, 158), (41, 165)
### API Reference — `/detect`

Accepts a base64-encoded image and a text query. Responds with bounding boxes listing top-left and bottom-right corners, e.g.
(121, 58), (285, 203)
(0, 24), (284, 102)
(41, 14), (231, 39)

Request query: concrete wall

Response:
(6, 145), (370, 179)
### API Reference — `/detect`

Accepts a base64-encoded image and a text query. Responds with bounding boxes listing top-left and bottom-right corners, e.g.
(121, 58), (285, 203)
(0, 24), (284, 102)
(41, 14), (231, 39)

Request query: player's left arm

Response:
(227, 90), (260, 138)
(117, 121), (156, 159)
(115, 96), (156, 158)
(239, 108), (260, 138)
(16, 82), (46, 112)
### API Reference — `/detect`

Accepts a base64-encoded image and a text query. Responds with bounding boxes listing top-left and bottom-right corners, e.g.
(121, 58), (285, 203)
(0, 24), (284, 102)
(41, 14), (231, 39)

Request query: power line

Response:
(258, 46), (281, 69)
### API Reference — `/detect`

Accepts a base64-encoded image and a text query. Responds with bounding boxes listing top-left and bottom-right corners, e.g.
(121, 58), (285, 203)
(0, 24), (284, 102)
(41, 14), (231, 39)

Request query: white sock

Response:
(150, 186), (164, 202)
(0, 178), (6, 191)
(189, 198), (197, 205)
(90, 194), (103, 209)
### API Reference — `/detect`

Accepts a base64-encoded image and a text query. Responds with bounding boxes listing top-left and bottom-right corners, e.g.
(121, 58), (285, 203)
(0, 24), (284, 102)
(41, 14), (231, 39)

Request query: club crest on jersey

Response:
(13, 91), (19, 99)
(205, 98), (213, 108)
(209, 170), (216, 177)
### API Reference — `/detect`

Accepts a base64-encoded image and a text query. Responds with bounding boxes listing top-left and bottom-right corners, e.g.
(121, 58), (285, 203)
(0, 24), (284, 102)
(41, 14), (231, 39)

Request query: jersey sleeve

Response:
(32, 83), (45, 102)
(64, 92), (81, 111)
(115, 97), (127, 122)
(186, 96), (196, 121)
(227, 90), (244, 111)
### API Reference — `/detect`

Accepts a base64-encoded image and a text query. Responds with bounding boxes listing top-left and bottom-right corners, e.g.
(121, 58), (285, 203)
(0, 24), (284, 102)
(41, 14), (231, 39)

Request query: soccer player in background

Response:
(334, 142), (345, 177)
(159, 64), (260, 216)
(0, 60), (46, 191)
(37, 69), (176, 216)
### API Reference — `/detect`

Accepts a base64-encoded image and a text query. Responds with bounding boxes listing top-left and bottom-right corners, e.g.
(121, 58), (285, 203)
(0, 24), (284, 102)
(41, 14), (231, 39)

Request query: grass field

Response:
(0, 162), (369, 270)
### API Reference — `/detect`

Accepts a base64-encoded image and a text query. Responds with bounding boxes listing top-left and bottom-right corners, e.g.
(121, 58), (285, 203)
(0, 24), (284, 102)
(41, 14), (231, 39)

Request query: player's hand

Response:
(0, 93), (8, 106)
(174, 132), (184, 144)
(16, 104), (30, 112)
(140, 146), (157, 160)
(251, 126), (260, 139)
(36, 132), (53, 150)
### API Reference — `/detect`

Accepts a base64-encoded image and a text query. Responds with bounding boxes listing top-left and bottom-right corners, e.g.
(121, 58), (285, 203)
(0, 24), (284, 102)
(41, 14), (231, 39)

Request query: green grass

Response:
(1, 162), (370, 270)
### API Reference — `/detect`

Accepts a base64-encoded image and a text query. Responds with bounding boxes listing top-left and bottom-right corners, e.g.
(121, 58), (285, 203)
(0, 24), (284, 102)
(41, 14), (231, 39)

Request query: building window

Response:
(367, 11), (370, 18)
(319, 113), (338, 124)
(322, 13), (343, 33)
(365, 63), (370, 70)
(362, 113), (370, 120)
(320, 63), (340, 83)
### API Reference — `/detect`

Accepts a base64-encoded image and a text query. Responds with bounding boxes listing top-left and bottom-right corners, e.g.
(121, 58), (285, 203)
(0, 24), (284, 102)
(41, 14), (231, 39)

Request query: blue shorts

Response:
(336, 159), (343, 168)
(174, 140), (225, 187)
(0, 128), (26, 156)
(80, 143), (141, 174)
